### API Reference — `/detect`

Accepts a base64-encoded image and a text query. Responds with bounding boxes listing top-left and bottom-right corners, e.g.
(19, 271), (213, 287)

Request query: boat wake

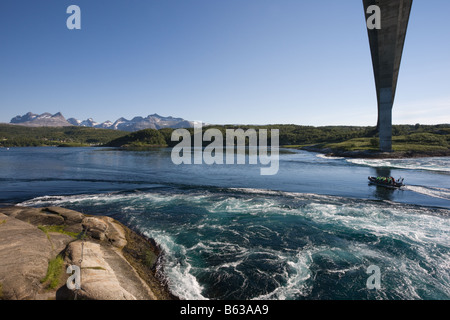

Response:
(406, 185), (450, 201)
(346, 157), (450, 173)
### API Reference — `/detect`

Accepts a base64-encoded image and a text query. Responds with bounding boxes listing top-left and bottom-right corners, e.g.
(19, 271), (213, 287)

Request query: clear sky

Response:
(0, 0), (449, 126)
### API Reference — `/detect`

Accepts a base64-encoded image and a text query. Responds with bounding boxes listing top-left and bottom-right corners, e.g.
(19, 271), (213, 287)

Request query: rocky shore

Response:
(0, 206), (175, 300)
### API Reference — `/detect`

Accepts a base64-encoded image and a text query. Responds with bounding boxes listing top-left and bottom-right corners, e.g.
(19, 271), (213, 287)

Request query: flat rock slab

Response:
(0, 212), (53, 300)
(64, 240), (156, 300)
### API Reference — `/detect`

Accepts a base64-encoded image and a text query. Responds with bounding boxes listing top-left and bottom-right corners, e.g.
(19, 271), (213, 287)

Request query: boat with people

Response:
(368, 176), (405, 189)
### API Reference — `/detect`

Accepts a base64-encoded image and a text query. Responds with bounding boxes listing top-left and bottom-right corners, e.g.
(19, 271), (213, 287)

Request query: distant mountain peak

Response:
(10, 112), (71, 127)
(10, 112), (197, 131)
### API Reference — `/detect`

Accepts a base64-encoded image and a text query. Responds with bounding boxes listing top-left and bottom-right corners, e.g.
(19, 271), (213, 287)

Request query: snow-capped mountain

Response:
(66, 118), (82, 126)
(10, 112), (72, 127)
(10, 112), (197, 131)
(108, 114), (196, 131)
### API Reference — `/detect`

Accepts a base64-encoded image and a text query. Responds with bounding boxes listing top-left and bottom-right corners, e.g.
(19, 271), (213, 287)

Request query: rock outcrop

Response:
(0, 206), (173, 300)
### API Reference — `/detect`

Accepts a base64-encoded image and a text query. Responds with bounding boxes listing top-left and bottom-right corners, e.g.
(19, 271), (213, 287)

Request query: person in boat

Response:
(370, 176), (404, 187)
(375, 177), (387, 184)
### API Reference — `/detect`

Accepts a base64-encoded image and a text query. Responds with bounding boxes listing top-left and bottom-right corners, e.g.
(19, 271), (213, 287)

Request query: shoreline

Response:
(299, 145), (450, 159)
(114, 219), (179, 300)
(4, 144), (449, 159)
(0, 205), (176, 300)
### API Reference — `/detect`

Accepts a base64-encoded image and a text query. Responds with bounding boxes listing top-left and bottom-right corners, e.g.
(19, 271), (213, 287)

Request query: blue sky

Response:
(0, 0), (449, 126)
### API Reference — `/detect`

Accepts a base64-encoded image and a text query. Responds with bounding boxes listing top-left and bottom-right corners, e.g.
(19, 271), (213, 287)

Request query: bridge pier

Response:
(363, 0), (413, 152)
(378, 88), (393, 152)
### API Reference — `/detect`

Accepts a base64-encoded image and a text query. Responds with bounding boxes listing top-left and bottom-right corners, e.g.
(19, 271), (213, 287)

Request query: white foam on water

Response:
(346, 157), (450, 173)
(303, 202), (450, 245)
(316, 154), (345, 160)
(19, 194), (102, 206)
(405, 185), (450, 201)
(142, 229), (208, 300)
(19, 190), (197, 209)
(227, 187), (346, 205)
(204, 193), (285, 217)
(253, 246), (319, 300)
(228, 187), (285, 196)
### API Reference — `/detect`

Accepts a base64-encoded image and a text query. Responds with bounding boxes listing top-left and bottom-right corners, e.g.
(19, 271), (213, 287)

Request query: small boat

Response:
(368, 176), (405, 189)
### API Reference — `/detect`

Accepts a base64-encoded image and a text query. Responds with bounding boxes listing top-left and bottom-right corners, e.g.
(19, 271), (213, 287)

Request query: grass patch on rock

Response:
(38, 225), (80, 238)
(41, 255), (64, 290)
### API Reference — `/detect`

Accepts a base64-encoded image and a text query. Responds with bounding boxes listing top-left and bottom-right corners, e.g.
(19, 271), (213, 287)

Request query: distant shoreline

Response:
(299, 145), (450, 159)
(3, 144), (450, 160)
(2, 123), (449, 150)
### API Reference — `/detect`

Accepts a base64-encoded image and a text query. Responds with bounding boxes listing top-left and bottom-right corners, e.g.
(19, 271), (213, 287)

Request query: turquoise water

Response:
(1, 147), (449, 299)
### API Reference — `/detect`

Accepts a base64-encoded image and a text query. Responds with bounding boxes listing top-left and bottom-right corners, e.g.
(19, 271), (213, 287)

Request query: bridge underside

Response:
(363, 0), (413, 152)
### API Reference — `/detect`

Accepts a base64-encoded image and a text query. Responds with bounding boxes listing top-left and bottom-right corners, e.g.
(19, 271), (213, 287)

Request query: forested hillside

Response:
(0, 124), (128, 147)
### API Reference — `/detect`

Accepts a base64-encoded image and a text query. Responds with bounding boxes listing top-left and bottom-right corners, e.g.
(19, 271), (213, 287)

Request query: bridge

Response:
(363, 0), (413, 152)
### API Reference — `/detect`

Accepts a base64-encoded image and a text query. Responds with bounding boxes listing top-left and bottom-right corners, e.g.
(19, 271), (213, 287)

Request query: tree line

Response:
(1, 123), (448, 149)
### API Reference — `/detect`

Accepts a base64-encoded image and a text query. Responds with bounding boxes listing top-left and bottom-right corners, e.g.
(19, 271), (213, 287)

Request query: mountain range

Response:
(9, 112), (198, 132)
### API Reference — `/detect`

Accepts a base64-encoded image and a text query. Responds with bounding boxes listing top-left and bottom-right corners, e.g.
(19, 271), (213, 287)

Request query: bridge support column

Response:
(363, 0), (413, 153)
(379, 88), (393, 152)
